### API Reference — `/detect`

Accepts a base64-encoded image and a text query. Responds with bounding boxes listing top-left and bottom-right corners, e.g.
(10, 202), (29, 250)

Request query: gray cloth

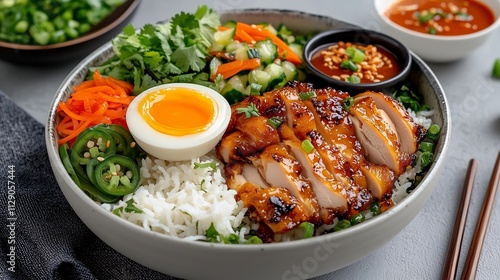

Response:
(0, 91), (177, 280)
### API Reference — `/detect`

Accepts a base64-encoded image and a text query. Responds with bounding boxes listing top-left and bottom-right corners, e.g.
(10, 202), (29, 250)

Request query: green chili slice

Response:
(93, 155), (140, 196)
(427, 124), (441, 141)
(70, 127), (116, 178)
(342, 96), (355, 111)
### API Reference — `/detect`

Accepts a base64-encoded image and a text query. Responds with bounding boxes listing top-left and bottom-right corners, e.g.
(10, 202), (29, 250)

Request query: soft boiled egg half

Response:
(126, 83), (231, 161)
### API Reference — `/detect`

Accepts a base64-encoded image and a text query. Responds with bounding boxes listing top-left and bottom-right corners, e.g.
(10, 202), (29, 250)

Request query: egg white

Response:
(126, 83), (231, 161)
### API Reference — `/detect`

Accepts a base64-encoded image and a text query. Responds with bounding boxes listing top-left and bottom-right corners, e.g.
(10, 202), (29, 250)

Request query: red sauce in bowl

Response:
(385, 0), (496, 36)
(310, 41), (401, 84)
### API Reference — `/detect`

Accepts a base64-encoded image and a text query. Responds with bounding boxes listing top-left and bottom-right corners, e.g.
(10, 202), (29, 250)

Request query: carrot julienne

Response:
(56, 70), (134, 146)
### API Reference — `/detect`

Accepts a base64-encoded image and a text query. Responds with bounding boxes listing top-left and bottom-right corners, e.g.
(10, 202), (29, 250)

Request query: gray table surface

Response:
(2, 0), (500, 279)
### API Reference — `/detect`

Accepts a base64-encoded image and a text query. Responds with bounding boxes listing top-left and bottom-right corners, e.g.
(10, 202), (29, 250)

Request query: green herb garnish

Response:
(301, 139), (314, 153)
(299, 91), (317, 100)
(342, 96), (355, 111)
(194, 161), (217, 171)
(236, 103), (260, 118)
(112, 199), (143, 216)
(267, 116), (283, 129)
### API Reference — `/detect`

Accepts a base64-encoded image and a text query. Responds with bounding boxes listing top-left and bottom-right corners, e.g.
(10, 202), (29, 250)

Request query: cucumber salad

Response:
(90, 6), (312, 104)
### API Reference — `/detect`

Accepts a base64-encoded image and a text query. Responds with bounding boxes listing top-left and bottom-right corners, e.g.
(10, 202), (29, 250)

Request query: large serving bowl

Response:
(374, 0), (500, 63)
(45, 9), (450, 280)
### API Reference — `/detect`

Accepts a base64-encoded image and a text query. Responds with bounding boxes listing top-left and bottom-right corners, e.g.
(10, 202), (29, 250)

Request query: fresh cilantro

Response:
(194, 161), (217, 171)
(89, 6), (220, 95)
(236, 103), (260, 118)
(112, 199), (143, 216)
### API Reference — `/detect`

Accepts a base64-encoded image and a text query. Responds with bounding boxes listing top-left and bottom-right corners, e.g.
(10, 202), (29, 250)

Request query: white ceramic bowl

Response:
(374, 0), (500, 62)
(45, 9), (450, 280)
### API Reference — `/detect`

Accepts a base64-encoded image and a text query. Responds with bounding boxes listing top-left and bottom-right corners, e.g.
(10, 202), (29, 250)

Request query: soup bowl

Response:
(45, 9), (450, 280)
(374, 0), (500, 62)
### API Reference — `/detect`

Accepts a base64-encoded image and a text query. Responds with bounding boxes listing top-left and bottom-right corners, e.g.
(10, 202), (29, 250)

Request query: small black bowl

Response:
(303, 28), (411, 94)
(0, 0), (141, 65)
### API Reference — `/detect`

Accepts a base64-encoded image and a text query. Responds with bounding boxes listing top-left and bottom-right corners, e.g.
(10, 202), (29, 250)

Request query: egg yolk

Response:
(138, 87), (216, 136)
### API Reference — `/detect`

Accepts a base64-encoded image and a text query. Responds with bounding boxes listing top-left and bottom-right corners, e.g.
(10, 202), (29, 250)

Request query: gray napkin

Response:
(0, 90), (177, 280)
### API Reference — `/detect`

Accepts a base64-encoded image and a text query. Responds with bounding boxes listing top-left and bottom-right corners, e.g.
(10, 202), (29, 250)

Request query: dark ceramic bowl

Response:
(0, 0), (141, 64)
(303, 28), (412, 94)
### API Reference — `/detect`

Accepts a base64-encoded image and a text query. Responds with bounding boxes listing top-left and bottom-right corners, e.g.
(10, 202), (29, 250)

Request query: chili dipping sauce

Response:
(310, 41), (401, 84)
(385, 0), (496, 35)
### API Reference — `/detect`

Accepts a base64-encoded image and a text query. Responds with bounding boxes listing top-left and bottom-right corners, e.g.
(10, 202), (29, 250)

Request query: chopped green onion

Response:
(346, 47), (365, 63)
(205, 223), (220, 243)
(420, 151), (434, 169)
(427, 124), (441, 141)
(342, 96), (355, 111)
(350, 213), (365, 225)
(301, 139), (314, 153)
(492, 58), (500, 79)
(194, 161), (217, 171)
(333, 219), (351, 231)
(267, 116), (283, 129)
(246, 236), (263, 244)
(427, 26), (437, 35)
(299, 91), (316, 100)
(347, 74), (360, 84)
(299, 222), (315, 238)
(340, 59), (358, 72)
(249, 83), (262, 96)
(236, 103), (260, 118)
(416, 11), (433, 23)
(225, 233), (240, 244)
(369, 201), (381, 216)
(419, 141), (434, 153)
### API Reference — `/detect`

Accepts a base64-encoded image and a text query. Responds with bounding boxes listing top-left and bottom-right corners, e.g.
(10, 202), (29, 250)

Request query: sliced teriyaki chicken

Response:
(304, 87), (395, 201)
(283, 139), (348, 223)
(271, 87), (372, 216)
(217, 130), (257, 163)
(349, 96), (411, 176)
(251, 144), (320, 222)
(224, 162), (310, 233)
(355, 91), (426, 154)
(217, 116), (280, 163)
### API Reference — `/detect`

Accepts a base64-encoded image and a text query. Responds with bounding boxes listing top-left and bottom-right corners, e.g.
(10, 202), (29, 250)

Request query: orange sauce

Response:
(310, 43), (400, 84)
(139, 87), (215, 136)
(385, 0), (496, 35)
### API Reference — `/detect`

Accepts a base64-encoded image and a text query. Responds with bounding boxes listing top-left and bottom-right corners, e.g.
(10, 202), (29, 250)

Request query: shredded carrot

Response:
(234, 28), (255, 44)
(235, 22), (302, 65)
(218, 25), (231, 31)
(56, 70), (134, 145)
(215, 58), (261, 79)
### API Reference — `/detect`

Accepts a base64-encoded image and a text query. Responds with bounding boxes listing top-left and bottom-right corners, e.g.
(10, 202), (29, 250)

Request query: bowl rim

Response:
(302, 28), (412, 91)
(45, 8), (451, 251)
(374, 0), (500, 41)
(0, 0), (141, 50)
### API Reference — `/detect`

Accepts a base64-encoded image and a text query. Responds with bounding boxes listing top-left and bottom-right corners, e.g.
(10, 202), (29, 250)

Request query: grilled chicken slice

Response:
(272, 88), (372, 215)
(355, 91), (426, 154)
(217, 131), (256, 163)
(236, 115), (280, 152)
(307, 88), (395, 200)
(252, 144), (320, 221)
(283, 140), (348, 222)
(224, 163), (309, 233)
(349, 96), (411, 176)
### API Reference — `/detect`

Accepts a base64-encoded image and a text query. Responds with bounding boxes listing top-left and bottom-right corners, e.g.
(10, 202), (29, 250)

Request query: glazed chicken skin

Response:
(216, 82), (425, 237)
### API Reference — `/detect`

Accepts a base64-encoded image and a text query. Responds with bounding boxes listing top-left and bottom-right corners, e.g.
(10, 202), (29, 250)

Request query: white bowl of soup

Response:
(374, 0), (500, 62)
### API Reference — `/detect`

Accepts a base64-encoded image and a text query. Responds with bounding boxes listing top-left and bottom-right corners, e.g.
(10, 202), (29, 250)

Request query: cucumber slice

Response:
(245, 83), (263, 96)
(265, 63), (286, 90)
(223, 20), (237, 28)
(248, 69), (271, 93)
(234, 43), (250, 60)
(226, 40), (245, 53)
(209, 57), (223, 80)
(281, 61), (298, 82)
(222, 75), (246, 104)
(288, 43), (303, 60)
(255, 39), (278, 66)
(214, 28), (235, 46)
